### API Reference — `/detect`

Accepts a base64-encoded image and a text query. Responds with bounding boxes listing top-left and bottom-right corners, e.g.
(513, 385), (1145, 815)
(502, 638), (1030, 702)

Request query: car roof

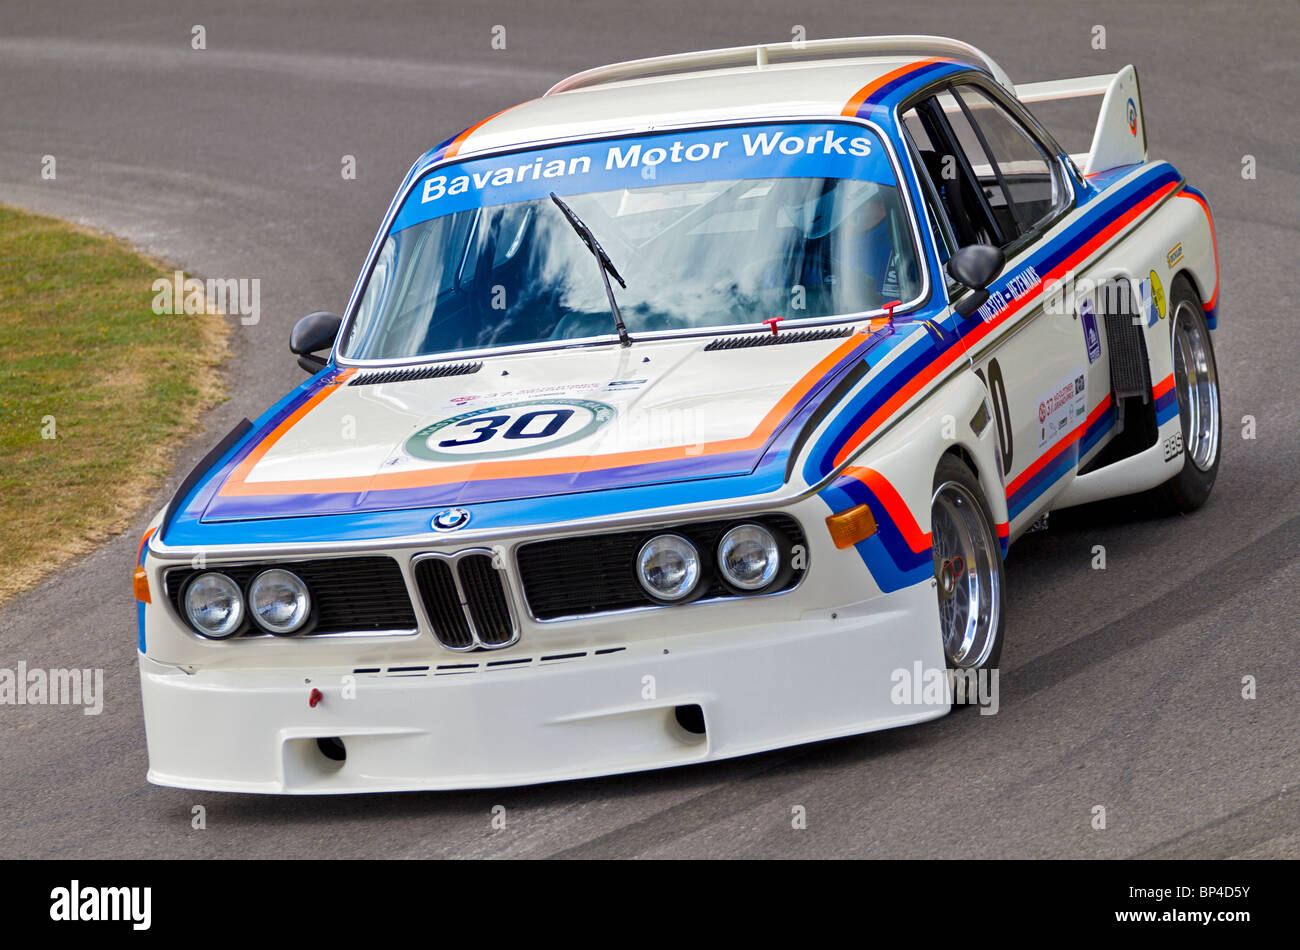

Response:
(444, 35), (1013, 160)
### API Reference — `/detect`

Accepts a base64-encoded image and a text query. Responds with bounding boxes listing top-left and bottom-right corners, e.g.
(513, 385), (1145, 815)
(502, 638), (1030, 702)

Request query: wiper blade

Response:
(549, 191), (631, 347)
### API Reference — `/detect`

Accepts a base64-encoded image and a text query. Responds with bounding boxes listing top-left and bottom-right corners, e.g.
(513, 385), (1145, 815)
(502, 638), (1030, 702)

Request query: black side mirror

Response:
(290, 311), (342, 373)
(946, 244), (1005, 318)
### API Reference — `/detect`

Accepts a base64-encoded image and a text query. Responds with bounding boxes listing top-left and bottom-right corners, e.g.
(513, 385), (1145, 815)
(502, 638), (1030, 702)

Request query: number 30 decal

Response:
(437, 409), (575, 448)
(404, 398), (615, 462)
(974, 358), (1013, 472)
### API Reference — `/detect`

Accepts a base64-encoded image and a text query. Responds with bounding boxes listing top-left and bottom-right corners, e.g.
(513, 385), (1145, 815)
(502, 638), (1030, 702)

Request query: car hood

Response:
(199, 330), (881, 522)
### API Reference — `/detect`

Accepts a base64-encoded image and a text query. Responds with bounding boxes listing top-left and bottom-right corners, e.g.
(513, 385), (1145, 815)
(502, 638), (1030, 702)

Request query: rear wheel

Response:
(931, 455), (1005, 686)
(1153, 276), (1221, 512)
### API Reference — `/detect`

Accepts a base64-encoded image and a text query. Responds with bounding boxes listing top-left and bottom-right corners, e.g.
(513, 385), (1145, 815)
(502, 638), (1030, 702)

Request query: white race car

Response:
(135, 36), (1221, 793)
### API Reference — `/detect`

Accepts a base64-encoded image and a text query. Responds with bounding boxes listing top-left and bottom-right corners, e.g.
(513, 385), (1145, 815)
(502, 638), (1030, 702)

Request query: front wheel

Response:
(931, 455), (1006, 685)
(1152, 275), (1221, 512)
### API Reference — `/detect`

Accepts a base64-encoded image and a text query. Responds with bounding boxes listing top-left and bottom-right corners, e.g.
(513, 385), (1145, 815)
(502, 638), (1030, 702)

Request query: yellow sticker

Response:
(1167, 243), (1184, 268)
(1149, 269), (1165, 319)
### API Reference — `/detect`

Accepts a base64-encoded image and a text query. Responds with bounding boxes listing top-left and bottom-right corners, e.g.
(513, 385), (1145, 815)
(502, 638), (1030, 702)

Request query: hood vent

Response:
(704, 326), (853, 351)
(348, 361), (482, 386)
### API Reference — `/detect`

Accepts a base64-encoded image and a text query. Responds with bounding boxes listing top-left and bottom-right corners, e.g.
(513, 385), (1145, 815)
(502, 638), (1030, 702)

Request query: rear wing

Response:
(547, 35), (1018, 97)
(1015, 65), (1147, 176)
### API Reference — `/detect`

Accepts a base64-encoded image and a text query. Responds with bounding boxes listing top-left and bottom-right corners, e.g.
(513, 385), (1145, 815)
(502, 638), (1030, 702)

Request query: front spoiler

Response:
(141, 580), (946, 794)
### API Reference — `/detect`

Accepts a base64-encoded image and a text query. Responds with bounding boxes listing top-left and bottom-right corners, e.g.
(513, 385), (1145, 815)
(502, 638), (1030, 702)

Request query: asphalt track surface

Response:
(0, 0), (1296, 859)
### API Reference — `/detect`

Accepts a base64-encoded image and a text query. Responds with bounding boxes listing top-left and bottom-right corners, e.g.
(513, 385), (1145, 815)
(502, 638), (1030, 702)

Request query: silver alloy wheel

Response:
(1171, 299), (1220, 472)
(931, 480), (1000, 668)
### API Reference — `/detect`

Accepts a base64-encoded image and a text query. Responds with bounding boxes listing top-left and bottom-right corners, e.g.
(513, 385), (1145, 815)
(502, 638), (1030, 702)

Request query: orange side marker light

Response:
(826, 504), (878, 550)
(133, 565), (151, 603)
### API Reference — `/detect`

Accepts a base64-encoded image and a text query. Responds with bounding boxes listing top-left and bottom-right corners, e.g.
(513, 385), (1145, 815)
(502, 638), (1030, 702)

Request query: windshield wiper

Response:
(549, 192), (631, 347)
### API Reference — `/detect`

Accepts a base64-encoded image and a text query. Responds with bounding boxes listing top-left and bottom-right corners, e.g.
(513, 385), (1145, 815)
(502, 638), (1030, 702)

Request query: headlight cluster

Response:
(635, 522), (788, 603)
(183, 569), (312, 638)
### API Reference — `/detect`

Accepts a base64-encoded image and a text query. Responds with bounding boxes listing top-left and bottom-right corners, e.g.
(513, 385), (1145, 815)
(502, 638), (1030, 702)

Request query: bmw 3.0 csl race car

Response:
(134, 36), (1221, 793)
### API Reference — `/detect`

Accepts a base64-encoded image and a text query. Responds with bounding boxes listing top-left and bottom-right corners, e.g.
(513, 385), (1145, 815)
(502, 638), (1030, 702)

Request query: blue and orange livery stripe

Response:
(423, 107), (514, 165)
(804, 164), (1182, 484)
(1153, 373), (1178, 426)
(1177, 186), (1220, 328)
(819, 467), (932, 592)
(841, 58), (966, 121)
(1006, 397), (1113, 519)
(212, 334), (873, 505)
(136, 526), (157, 652)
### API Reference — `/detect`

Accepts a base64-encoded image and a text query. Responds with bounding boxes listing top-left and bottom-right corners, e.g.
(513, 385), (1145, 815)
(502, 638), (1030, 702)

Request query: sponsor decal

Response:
(1037, 373), (1087, 451)
(1167, 242), (1184, 268)
(1126, 97), (1138, 136)
(1149, 269), (1166, 319)
(441, 379), (648, 411)
(396, 122), (891, 232)
(405, 398), (615, 462)
(974, 264), (1042, 323)
(1163, 431), (1184, 462)
(1079, 296), (1102, 364)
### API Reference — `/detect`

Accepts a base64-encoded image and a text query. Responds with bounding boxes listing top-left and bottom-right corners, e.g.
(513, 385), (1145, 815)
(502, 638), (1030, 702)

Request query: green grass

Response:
(0, 205), (228, 604)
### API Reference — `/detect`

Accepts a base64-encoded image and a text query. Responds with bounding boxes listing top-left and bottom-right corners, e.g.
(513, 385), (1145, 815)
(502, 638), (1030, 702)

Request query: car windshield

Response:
(341, 121), (922, 361)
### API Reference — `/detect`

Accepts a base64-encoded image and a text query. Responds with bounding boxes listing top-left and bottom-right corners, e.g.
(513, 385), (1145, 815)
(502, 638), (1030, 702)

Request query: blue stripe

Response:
(1080, 403), (1115, 457)
(1008, 447), (1078, 520)
(818, 474), (931, 593)
(854, 61), (970, 120)
(1155, 388), (1179, 426)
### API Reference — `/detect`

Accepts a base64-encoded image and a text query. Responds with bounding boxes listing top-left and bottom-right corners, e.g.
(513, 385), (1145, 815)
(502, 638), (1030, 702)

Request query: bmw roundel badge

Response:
(431, 507), (471, 532)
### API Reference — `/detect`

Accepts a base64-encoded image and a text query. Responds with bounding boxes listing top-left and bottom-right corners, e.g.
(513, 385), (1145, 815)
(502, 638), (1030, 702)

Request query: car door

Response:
(903, 80), (1093, 528)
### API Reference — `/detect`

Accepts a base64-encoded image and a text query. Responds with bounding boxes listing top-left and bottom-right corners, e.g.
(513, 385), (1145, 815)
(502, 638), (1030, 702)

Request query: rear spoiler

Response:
(1015, 65), (1147, 176)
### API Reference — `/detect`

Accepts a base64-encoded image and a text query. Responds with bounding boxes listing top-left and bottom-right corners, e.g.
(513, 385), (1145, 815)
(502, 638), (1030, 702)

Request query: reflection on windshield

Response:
(342, 175), (920, 361)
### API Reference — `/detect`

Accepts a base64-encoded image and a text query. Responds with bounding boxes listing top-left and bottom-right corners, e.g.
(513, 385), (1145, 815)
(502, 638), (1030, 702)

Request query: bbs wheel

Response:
(1154, 275), (1221, 512)
(931, 455), (1006, 685)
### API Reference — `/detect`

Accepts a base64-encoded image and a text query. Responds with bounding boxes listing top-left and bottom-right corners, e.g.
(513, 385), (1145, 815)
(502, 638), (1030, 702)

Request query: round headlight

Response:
(184, 572), (245, 638)
(248, 569), (311, 635)
(717, 523), (780, 591)
(636, 534), (701, 602)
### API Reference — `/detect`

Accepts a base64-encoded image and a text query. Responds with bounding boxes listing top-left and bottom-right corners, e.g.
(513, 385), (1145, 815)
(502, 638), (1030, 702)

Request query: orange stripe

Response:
(842, 466), (931, 553)
(841, 58), (948, 117)
(223, 370), (357, 490)
(443, 108), (512, 159)
(1153, 373), (1175, 399)
(1006, 396), (1111, 496)
(137, 526), (157, 560)
(1178, 191), (1219, 310)
(220, 336), (868, 498)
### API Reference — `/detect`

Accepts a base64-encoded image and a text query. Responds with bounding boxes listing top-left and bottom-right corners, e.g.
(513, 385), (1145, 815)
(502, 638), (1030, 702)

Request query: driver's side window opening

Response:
(903, 83), (1068, 254)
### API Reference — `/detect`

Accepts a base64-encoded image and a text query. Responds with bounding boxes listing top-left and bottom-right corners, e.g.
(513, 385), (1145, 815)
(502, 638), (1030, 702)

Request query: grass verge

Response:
(0, 204), (229, 606)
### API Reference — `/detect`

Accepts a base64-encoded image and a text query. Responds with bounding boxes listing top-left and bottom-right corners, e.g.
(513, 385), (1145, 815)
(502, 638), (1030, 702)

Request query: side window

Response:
(943, 85), (1066, 244)
(901, 113), (956, 266)
(901, 101), (1001, 249)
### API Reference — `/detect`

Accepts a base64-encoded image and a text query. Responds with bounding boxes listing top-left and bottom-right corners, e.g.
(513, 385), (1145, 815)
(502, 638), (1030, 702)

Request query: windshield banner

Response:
(392, 121), (894, 232)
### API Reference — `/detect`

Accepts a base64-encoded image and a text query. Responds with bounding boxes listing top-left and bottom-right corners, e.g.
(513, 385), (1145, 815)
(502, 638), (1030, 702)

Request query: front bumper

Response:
(141, 579), (947, 794)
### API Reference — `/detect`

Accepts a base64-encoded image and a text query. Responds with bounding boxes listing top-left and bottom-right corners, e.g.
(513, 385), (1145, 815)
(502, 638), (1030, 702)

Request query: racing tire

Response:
(1151, 275), (1221, 513)
(931, 455), (1006, 705)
